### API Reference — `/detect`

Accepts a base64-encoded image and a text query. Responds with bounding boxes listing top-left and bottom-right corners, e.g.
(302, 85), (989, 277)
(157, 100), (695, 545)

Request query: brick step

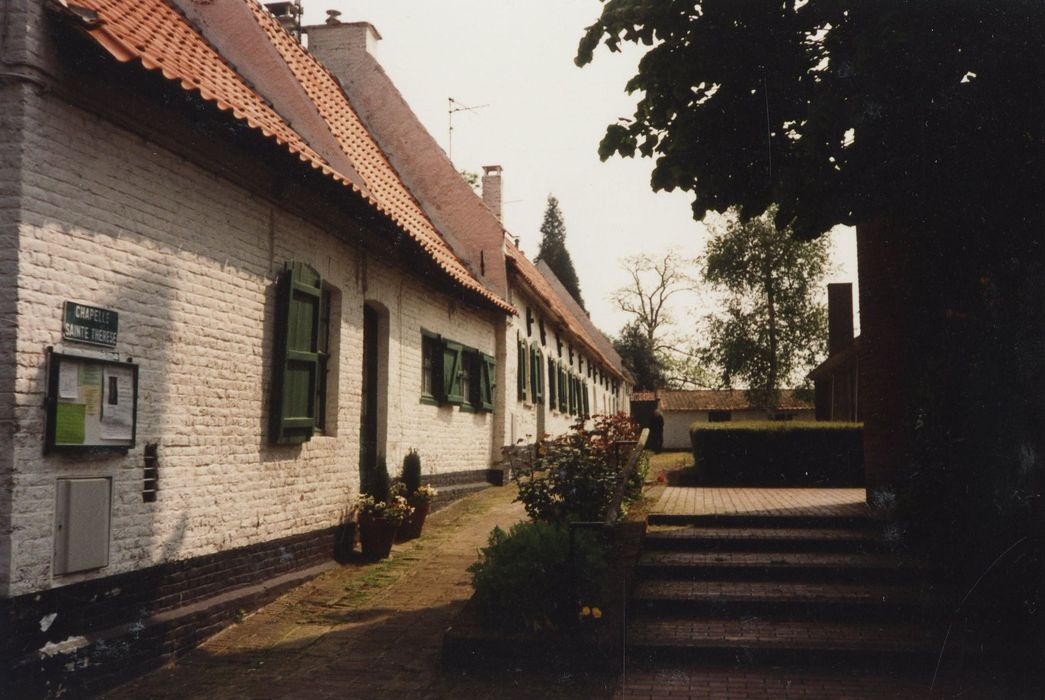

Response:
(631, 579), (951, 619)
(647, 513), (878, 529)
(625, 616), (942, 670)
(430, 482), (490, 512)
(637, 550), (934, 582)
(642, 526), (885, 553)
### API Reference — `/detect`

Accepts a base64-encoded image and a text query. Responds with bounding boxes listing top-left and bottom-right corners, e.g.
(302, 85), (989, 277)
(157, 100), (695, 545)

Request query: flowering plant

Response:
(410, 484), (438, 503)
(356, 493), (413, 524)
(579, 604), (604, 621)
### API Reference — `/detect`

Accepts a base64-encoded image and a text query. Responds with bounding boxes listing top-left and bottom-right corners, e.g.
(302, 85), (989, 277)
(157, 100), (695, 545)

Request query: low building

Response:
(633, 390), (815, 450)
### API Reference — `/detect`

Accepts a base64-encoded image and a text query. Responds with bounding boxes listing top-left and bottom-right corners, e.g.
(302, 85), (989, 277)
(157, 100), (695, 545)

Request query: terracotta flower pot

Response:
(396, 498), (431, 542)
(358, 512), (400, 560)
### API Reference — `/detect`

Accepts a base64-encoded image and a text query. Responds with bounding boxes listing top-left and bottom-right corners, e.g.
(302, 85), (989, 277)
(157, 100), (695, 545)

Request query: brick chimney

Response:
(304, 16), (382, 70)
(481, 165), (502, 222)
(827, 282), (854, 355)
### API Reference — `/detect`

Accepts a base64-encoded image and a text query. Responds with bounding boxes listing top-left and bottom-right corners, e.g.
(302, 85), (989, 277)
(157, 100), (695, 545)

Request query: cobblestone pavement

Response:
(652, 486), (869, 518)
(103, 485), (615, 699)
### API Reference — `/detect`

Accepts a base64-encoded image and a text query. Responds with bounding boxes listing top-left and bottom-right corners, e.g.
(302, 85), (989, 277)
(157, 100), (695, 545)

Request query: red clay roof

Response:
(632, 390), (813, 412)
(62, 0), (513, 313)
(535, 259), (630, 382)
(506, 243), (626, 382)
(315, 29), (508, 300)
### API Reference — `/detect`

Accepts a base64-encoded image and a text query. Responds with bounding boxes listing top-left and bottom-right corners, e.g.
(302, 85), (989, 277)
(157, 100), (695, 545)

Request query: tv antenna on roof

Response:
(448, 97), (488, 164)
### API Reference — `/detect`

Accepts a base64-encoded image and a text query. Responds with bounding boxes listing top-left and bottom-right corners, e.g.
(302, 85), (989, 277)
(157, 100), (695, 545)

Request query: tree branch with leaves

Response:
(700, 209), (829, 407)
(611, 251), (708, 390)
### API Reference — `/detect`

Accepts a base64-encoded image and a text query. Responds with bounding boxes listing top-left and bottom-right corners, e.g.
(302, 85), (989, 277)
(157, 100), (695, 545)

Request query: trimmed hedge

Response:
(690, 422), (863, 487)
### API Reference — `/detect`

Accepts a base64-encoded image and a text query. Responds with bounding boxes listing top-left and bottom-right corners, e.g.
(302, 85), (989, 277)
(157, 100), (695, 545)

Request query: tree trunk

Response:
(764, 264), (778, 394)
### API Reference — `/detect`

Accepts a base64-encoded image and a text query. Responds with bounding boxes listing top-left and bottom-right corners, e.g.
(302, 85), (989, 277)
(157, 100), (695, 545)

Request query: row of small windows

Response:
(421, 331), (495, 412)
(522, 307), (620, 393)
(267, 263), (621, 447)
(515, 338), (618, 417)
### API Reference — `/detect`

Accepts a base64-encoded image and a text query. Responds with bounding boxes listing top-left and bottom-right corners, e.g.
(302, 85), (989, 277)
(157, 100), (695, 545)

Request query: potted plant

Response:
(357, 456), (413, 560)
(396, 450), (438, 541)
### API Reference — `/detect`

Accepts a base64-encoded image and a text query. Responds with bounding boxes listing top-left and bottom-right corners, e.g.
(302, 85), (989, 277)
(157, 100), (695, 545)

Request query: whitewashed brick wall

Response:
(0, 79), (26, 598)
(5, 86), (497, 597)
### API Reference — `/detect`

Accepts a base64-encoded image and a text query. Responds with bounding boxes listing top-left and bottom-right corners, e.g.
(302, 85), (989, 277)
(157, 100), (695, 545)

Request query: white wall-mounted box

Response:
(54, 477), (112, 575)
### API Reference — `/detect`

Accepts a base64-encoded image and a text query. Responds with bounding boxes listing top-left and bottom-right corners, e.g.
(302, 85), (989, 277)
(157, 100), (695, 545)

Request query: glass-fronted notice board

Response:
(45, 350), (138, 453)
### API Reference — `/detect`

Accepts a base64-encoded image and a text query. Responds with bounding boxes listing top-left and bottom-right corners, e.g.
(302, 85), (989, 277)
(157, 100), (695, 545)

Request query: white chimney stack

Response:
(481, 165), (502, 222)
(305, 17), (382, 66)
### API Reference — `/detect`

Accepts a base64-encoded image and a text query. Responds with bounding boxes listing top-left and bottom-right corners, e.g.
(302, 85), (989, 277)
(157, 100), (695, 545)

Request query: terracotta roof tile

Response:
(506, 243), (626, 382)
(63, 0), (513, 313)
(535, 259), (630, 381)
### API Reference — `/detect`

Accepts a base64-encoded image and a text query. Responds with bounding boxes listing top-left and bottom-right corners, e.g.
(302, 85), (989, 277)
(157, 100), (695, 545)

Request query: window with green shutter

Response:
(530, 345), (544, 404)
(443, 340), (465, 405)
(270, 262), (321, 445)
(479, 352), (496, 411)
(420, 330), (442, 405)
(548, 357), (557, 407)
(558, 364), (567, 412)
(517, 339), (528, 402)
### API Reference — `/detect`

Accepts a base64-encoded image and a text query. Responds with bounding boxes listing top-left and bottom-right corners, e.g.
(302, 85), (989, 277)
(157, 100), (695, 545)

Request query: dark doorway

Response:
(360, 304), (379, 492)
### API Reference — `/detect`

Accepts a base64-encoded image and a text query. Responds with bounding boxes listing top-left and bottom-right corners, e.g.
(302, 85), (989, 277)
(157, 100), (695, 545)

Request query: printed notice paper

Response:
(58, 362), (79, 400)
(101, 366), (134, 441)
(81, 365), (102, 386)
(55, 403), (86, 444)
(82, 384), (102, 416)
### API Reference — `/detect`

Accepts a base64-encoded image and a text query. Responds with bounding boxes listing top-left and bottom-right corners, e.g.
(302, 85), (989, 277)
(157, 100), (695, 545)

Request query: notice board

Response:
(45, 351), (138, 453)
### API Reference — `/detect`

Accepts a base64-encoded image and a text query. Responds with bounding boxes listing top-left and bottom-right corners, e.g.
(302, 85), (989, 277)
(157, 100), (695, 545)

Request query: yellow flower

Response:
(591, 607), (602, 619)
(580, 606), (591, 617)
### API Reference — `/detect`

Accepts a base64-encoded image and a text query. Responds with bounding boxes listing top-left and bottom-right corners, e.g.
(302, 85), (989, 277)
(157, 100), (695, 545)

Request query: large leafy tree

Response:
(577, 1), (1045, 578)
(612, 320), (664, 391)
(535, 195), (586, 311)
(701, 210), (828, 404)
(576, 1), (1045, 244)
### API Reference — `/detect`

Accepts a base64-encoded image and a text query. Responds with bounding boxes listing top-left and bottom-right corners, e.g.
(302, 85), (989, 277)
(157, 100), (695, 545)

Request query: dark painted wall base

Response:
(2, 467), (504, 697)
(2, 525), (338, 698)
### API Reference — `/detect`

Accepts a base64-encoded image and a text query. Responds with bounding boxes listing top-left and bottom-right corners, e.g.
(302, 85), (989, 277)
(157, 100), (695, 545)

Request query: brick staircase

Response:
(625, 511), (950, 677)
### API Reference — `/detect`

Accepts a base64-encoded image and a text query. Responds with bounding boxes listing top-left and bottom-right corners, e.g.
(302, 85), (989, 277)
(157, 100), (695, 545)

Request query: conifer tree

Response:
(535, 195), (585, 311)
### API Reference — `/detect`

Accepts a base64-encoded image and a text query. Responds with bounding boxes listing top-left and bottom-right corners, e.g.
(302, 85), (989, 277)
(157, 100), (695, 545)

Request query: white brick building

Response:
(313, 19), (633, 452)
(0, 1), (630, 693)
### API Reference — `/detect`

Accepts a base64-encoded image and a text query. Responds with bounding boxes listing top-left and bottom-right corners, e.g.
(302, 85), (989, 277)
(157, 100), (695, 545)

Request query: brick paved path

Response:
(652, 486), (869, 518)
(103, 486), (618, 699)
(101, 482), (968, 699)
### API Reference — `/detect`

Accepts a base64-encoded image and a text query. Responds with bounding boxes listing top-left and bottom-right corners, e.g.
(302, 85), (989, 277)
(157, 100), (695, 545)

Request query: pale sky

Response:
(301, 1), (859, 339)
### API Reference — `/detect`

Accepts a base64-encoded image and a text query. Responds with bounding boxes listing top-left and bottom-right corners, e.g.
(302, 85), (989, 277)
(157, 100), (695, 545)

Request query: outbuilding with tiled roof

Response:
(634, 390), (815, 450)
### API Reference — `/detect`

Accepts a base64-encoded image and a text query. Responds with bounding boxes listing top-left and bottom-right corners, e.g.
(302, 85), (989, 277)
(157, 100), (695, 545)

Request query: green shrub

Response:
(366, 454), (391, 502)
(514, 414), (643, 523)
(468, 521), (606, 630)
(690, 421), (863, 487)
(401, 450), (422, 494)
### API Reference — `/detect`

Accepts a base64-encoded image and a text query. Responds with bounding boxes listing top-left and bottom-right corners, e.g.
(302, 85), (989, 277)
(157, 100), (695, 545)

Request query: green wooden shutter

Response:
(480, 353), (496, 411)
(534, 349), (544, 403)
(270, 262), (321, 445)
(547, 357), (556, 406)
(466, 349), (480, 407)
(558, 366), (567, 412)
(530, 346), (544, 403)
(443, 340), (464, 404)
(517, 339), (527, 401)
(582, 381), (590, 417)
